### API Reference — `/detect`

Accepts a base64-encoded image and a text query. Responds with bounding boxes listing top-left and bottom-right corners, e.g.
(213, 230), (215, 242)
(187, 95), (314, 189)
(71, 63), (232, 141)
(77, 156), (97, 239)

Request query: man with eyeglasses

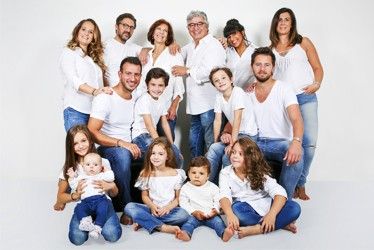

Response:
(104, 13), (145, 87)
(172, 10), (226, 158)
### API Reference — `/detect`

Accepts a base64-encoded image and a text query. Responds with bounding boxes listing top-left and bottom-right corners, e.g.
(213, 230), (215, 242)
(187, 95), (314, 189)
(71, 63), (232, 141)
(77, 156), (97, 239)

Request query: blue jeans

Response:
(97, 146), (135, 210)
(63, 107), (89, 132)
(157, 117), (177, 142)
(74, 195), (110, 228)
(297, 93), (318, 187)
(132, 133), (183, 168)
(181, 215), (226, 238)
(189, 109), (215, 157)
(124, 203), (189, 234)
(232, 200), (301, 229)
(256, 138), (303, 199)
(68, 202), (121, 245)
(206, 134), (258, 185)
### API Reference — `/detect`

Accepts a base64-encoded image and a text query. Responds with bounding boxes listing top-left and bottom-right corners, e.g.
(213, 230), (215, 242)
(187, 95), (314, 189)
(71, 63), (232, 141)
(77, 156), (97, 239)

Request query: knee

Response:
(102, 226), (122, 242)
(68, 230), (87, 246)
(286, 201), (301, 220)
(124, 202), (138, 218)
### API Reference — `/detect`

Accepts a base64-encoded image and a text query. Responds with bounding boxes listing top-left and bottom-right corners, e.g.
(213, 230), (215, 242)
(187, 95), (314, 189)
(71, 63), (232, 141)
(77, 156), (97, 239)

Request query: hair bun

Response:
(226, 19), (240, 26)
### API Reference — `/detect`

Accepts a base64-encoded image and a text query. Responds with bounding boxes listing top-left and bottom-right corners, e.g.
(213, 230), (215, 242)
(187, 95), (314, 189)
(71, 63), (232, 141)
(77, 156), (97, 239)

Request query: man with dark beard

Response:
(249, 47), (304, 199)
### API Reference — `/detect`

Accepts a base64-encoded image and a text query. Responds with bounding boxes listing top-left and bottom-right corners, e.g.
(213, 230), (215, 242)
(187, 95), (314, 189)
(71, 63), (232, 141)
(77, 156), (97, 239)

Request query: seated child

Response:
(67, 152), (115, 239)
(176, 156), (234, 242)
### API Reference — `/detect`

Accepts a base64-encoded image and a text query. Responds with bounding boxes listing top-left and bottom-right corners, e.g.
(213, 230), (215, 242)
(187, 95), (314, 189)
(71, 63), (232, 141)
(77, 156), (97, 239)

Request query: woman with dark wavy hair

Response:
(270, 8), (324, 200)
(60, 19), (112, 132)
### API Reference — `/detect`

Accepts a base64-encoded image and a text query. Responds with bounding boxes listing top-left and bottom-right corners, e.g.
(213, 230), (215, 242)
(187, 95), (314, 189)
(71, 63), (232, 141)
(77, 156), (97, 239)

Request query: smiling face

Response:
(230, 142), (245, 171)
(115, 17), (135, 43)
(83, 153), (102, 176)
(276, 12), (292, 36)
(147, 77), (166, 99)
(188, 166), (209, 186)
(73, 132), (90, 158)
(187, 16), (208, 43)
(118, 62), (142, 92)
(153, 23), (168, 45)
(252, 54), (274, 83)
(211, 69), (233, 93)
(227, 31), (245, 48)
(150, 144), (168, 168)
(77, 21), (95, 48)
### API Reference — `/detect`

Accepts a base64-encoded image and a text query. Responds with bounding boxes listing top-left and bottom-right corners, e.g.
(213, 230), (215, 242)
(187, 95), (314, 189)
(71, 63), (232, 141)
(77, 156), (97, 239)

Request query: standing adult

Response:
(59, 18), (112, 132)
(136, 19), (185, 141)
(249, 47), (304, 199)
(88, 57), (142, 212)
(223, 19), (257, 89)
(270, 8), (324, 200)
(172, 10), (226, 157)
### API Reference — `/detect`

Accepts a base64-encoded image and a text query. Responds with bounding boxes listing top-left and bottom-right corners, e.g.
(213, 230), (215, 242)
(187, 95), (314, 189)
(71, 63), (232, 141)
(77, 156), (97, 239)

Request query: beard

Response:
(255, 72), (273, 83)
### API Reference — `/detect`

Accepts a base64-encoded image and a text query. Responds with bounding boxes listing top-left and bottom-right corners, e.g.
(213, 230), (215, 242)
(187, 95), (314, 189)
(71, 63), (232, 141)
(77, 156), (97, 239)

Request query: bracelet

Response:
(91, 89), (97, 96)
(116, 139), (121, 147)
(313, 81), (321, 86)
(292, 137), (302, 143)
(71, 192), (78, 201)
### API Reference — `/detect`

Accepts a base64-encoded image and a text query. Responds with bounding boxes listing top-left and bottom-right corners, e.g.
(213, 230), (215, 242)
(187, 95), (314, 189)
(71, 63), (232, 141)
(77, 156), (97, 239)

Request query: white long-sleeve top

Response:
(226, 43), (256, 89)
(59, 47), (103, 114)
(219, 165), (287, 216)
(134, 47), (185, 107)
(179, 181), (220, 215)
(181, 34), (226, 115)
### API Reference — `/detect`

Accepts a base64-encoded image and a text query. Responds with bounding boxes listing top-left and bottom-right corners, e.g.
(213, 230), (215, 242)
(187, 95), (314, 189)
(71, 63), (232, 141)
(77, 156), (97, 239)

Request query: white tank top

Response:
(273, 44), (314, 94)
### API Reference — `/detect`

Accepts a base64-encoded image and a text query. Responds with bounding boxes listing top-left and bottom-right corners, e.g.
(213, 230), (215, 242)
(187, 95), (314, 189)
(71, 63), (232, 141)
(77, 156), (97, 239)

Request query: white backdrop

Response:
(1, 0), (373, 182)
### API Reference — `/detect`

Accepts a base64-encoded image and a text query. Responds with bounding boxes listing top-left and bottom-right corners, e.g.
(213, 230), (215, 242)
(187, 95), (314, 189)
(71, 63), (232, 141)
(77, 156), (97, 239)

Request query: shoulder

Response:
(220, 165), (232, 176)
(300, 36), (314, 51)
(206, 181), (219, 190)
(176, 168), (187, 177)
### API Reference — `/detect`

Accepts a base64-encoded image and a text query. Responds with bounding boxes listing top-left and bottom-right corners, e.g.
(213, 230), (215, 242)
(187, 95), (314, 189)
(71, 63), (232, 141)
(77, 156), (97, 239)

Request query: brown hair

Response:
(187, 156), (211, 175)
(67, 18), (106, 73)
(63, 125), (96, 180)
(147, 19), (174, 46)
(145, 67), (169, 87)
(139, 137), (178, 178)
(269, 8), (303, 48)
(251, 47), (276, 67)
(209, 67), (233, 86)
(231, 137), (272, 190)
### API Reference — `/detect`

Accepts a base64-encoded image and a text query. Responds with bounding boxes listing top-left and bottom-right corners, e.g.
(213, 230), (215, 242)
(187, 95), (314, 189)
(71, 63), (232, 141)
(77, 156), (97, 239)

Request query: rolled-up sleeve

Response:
(263, 175), (287, 199)
(219, 171), (232, 203)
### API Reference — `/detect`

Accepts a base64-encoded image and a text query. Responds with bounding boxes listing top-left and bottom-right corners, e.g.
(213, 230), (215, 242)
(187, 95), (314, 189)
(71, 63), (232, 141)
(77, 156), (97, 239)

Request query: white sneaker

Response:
(89, 225), (102, 239)
(79, 216), (95, 232)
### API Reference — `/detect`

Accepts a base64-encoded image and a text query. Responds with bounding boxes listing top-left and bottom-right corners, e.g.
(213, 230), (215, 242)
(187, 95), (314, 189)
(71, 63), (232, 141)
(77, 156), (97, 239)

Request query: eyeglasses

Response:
(119, 22), (135, 31)
(187, 22), (205, 29)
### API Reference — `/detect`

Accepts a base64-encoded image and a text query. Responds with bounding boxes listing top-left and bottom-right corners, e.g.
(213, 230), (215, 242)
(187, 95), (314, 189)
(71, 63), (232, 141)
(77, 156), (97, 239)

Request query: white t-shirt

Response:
(179, 181), (220, 216)
(219, 165), (287, 216)
(226, 43), (256, 89)
(104, 38), (142, 86)
(182, 34), (226, 115)
(133, 47), (185, 108)
(90, 91), (135, 142)
(249, 81), (298, 140)
(135, 169), (186, 207)
(59, 47), (103, 114)
(214, 86), (257, 136)
(132, 93), (168, 139)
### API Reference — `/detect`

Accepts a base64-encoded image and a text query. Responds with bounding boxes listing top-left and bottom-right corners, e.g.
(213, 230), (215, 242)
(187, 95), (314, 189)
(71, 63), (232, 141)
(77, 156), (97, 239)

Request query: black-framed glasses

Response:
(119, 22), (135, 31)
(187, 22), (205, 29)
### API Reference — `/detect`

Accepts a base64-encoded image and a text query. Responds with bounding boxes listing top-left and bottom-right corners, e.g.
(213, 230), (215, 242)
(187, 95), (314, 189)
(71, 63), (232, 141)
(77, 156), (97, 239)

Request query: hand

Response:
(205, 208), (219, 219)
(171, 66), (187, 77)
(120, 141), (141, 159)
(192, 210), (207, 220)
(224, 144), (233, 156)
(138, 48), (150, 65)
(157, 205), (172, 217)
(217, 37), (228, 49)
(220, 133), (232, 145)
(260, 212), (276, 233)
(150, 204), (160, 217)
(302, 82), (321, 94)
(75, 179), (87, 199)
(67, 167), (76, 179)
(245, 82), (256, 93)
(92, 180), (115, 193)
(168, 42), (181, 55)
(94, 87), (113, 96)
(226, 213), (240, 231)
(53, 201), (66, 211)
(167, 105), (177, 120)
(283, 141), (302, 165)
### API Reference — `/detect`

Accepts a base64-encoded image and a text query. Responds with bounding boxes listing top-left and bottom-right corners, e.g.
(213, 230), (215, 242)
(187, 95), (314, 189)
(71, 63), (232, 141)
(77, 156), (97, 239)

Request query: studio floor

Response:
(2, 180), (373, 250)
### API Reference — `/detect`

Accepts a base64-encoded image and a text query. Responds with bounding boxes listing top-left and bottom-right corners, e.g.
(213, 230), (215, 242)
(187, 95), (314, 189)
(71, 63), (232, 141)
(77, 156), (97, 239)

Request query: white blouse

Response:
(135, 169), (186, 207)
(59, 47), (103, 114)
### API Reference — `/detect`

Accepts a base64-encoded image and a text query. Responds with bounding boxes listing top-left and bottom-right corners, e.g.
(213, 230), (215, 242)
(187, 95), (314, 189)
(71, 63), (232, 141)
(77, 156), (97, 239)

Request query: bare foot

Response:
(159, 225), (180, 234)
(120, 214), (133, 225)
(237, 225), (262, 239)
(293, 187), (299, 199)
(132, 223), (141, 231)
(297, 186), (310, 200)
(53, 202), (66, 211)
(284, 222), (297, 234)
(175, 229), (191, 241)
(222, 227), (235, 242)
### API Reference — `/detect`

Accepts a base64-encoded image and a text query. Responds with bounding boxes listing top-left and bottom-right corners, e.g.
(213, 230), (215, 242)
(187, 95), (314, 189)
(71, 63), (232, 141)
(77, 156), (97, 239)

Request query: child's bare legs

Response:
(175, 229), (191, 241)
(222, 226), (235, 242)
(158, 224), (180, 234)
(296, 186), (310, 200)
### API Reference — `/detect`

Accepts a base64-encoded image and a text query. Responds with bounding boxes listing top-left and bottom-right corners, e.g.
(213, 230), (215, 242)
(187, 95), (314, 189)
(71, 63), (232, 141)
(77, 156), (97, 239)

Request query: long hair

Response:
(66, 18), (106, 73)
(63, 125), (96, 180)
(140, 137), (177, 178)
(147, 19), (174, 46)
(232, 137), (272, 190)
(269, 8), (303, 48)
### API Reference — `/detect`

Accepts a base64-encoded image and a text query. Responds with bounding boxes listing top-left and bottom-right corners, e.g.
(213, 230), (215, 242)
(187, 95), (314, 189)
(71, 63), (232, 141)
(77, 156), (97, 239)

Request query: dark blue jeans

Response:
(157, 117), (177, 142)
(74, 195), (110, 228)
(181, 215), (226, 238)
(189, 109), (215, 157)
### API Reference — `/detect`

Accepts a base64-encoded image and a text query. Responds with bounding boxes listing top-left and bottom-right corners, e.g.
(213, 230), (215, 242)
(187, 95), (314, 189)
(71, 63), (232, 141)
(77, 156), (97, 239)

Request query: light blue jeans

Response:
(181, 215), (226, 238)
(256, 138), (303, 199)
(231, 200), (301, 229)
(68, 202), (121, 245)
(132, 133), (183, 168)
(124, 203), (189, 234)
(63, 107), (89, 132)
(157, 117), (177, 142)
(297, 93), (318, 187)
(189, 109), (215, 157)
(206, 134), (258, 185)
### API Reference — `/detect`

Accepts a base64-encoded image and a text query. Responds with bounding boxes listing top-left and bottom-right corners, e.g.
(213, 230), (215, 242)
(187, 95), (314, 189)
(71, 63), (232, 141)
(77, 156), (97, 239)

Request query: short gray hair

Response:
(186, 10), (209, 28)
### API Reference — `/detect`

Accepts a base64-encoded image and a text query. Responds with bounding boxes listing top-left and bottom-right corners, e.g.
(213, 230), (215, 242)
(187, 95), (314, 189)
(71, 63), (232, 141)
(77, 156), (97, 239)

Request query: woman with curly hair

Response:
(219, 137), (301, 239)
(59, 18), (112, 132)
